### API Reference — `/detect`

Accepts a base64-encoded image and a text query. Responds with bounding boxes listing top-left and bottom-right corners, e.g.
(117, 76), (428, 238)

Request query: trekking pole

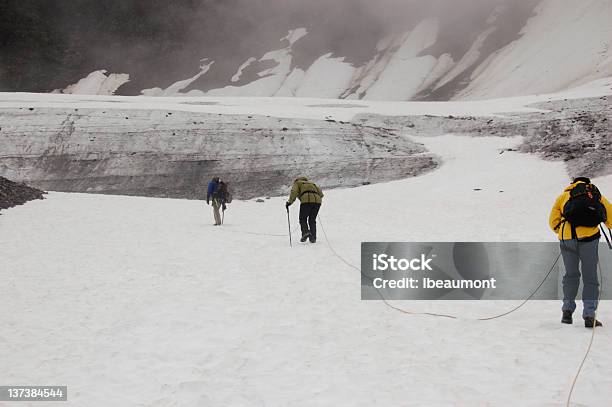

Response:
(286, 207), (292, 247)
(600, 225), (612, 250)
(222, 209), (225, 225)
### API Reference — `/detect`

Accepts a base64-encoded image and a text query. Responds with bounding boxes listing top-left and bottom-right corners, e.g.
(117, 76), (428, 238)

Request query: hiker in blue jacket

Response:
(207, 176), (222, 225)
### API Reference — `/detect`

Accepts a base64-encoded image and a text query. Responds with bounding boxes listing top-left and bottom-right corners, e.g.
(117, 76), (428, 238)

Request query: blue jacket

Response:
(207, 180), (219, 203)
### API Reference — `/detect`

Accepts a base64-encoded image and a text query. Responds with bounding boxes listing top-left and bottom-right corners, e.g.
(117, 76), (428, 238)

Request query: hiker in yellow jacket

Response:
(286, 177), (323, 243)
(549, 177), (612, 328)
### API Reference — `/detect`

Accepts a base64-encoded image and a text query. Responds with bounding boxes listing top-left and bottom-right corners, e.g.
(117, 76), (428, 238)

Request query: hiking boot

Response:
(561, 310), (573, 324)
(300, 232), (311, 242)
(309, 235), (316, 243)
(584, 317), (603, 328)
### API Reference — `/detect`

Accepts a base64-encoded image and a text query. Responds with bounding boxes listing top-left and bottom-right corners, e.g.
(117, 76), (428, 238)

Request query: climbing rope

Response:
(217, 220), (301, 238)
(215, 210), (604, 404)
(565, 259), (603, 407)
(316, 213), (604, 406)
(318, 215), (458, 319)
(317, 214), (563, 321)
(477, 253), (560, 321)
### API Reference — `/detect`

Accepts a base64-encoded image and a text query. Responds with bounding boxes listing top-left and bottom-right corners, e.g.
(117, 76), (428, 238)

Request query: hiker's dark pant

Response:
(560, 239), (600, 318)
(299, 203), (321, 239)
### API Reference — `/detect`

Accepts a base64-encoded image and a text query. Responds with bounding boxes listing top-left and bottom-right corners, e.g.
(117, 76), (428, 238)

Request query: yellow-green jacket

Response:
(287, 177), (323, 205)
(549, 181), (612, 240)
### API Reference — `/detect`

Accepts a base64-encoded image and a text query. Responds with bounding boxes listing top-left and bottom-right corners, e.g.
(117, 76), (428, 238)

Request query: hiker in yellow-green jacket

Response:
(286, 177), (323, 243)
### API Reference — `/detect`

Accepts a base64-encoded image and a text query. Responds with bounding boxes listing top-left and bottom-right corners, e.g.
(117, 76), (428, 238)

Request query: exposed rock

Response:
(356, 96), (612, 179)
(0, 108), (437, 200)
(0, 177), (45, 211)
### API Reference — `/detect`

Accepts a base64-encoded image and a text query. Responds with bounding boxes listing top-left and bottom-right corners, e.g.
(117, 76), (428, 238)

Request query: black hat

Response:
(573, 177), (591, 184)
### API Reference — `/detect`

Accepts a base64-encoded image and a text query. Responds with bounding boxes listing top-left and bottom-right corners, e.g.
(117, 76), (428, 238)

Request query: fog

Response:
(0, 0), (536, 93)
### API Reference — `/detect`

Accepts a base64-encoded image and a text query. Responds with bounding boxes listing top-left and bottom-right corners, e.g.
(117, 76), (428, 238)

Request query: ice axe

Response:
(221, 202), (227, 225)
(286, 206), (292, 247)
(600, 225), (612, 250)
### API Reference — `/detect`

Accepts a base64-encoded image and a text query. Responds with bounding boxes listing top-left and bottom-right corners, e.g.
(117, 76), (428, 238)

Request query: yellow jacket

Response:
(287, 177), (324, 205)
(549, 181), (612, 240)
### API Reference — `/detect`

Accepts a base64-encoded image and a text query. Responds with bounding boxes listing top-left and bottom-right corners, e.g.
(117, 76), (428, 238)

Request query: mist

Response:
(0, 0), (536, 93)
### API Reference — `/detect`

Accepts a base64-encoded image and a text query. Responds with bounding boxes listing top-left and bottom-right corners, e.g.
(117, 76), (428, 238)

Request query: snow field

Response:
(2, 134), (612, 406)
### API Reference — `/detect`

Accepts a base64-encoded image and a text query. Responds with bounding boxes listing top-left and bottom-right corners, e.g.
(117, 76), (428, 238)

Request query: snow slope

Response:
(458, 0), (612, 100)
(195, 29), (308, 98)
(2, 133), (612, 406)
(361, 19), (439, 101)
(61, 70), (130, 96)
(293, 54), (355, 99)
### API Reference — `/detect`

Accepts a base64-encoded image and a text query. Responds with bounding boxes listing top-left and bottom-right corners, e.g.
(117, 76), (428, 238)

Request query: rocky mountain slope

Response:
(150, 0), (611, 101)
(3, 1), (611, 101)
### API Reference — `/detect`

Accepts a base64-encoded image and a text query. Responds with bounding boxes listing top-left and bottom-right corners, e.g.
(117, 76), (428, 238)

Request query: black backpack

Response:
(215, 182), (233, 204)
(562, 182), (607, 228)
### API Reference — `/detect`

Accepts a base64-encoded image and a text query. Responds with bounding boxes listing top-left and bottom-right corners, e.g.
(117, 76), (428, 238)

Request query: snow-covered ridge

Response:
(457, 0), (612, 99)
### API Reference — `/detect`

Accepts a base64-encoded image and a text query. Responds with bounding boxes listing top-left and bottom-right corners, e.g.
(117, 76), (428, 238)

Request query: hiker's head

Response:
(573, 177), (591, 184)
(212, 176), (220, 183)
(295, 176), (308, 182)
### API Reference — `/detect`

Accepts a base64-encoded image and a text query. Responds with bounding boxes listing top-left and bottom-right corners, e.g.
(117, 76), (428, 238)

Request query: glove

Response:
(285, 202), (291, 209)
(206, 200), (209, 205)
(222, 203), (227, 211)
